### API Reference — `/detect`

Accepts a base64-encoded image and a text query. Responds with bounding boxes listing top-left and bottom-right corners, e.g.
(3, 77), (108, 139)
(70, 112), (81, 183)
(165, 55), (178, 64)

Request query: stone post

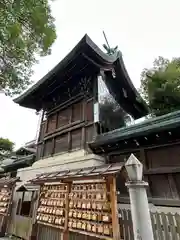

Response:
(125, 154), (154, 240)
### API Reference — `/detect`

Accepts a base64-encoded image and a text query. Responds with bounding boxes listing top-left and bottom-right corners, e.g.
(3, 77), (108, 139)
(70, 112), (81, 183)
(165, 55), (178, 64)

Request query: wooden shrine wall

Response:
(36, 98), (96, 160)
(109, 143), (180, 206)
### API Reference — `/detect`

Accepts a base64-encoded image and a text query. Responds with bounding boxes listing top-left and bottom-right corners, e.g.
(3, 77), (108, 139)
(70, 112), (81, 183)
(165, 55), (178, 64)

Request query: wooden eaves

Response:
(30, 162), (124, 184)
(13, 34), (148, 119)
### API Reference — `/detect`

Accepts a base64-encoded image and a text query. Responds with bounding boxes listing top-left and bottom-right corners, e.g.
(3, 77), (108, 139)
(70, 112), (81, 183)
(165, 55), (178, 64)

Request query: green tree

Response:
(0, 138), (14, 160)
(140, 56), (180, 116)
(99, 96), (130, 132)
(0, 0), (56, 96)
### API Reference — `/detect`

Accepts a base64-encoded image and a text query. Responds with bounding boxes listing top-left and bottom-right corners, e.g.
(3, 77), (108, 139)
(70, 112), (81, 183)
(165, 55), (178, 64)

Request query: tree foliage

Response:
(0, 137), (14, 159)
(140, 56), (180, 116)
(0, 0), (56, 96)
(99, 96), (130, 131)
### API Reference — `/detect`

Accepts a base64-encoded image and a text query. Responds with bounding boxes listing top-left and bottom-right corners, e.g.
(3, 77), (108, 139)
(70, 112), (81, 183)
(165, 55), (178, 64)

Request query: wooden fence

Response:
(37, 224), (62, 240)
(8, 210), (180, 240)
(119, 209), (180, 240)
(36, 224), (99, 240)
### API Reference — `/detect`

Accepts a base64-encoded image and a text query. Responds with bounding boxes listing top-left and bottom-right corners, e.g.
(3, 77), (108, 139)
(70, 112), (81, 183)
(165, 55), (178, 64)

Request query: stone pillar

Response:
(126, 181), (154, 240)
(125, 154), (154, 240)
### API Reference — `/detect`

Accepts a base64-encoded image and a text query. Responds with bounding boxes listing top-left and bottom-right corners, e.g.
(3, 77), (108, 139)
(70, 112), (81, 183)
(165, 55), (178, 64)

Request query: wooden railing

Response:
(37, 224), (62, 240)
(36, 223), (99, 240)
(119, 209), (180, 240)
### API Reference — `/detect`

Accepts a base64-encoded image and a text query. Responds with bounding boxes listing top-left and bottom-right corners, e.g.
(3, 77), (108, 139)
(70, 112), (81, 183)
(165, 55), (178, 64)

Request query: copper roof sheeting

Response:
(0, 177), (20, 187)
(30, 163), (124, 183)
(89, 110), (180, 154)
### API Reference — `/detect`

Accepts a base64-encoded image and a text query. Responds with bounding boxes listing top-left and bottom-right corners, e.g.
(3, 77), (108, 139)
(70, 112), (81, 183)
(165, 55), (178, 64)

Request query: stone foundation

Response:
(16, 150), (105, 185)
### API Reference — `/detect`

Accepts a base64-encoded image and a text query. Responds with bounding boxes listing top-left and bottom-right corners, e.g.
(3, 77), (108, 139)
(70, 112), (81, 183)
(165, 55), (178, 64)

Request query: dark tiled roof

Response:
(14, 34), (148, 119)
(2, 154), (35, 171)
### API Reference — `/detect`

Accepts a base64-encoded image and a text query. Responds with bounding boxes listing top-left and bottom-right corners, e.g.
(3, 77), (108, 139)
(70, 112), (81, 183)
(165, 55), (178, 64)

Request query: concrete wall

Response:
(16, 150), (105, 186)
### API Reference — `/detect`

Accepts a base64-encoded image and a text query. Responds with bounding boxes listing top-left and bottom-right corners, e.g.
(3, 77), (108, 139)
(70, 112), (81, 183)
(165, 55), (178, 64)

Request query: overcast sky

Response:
(0, 0), (180, 149)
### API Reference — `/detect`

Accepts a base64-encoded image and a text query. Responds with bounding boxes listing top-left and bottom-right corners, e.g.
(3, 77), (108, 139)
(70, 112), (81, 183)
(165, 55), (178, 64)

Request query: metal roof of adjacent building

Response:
(2, 154), (35, 172)
(89, 110), (180, 153)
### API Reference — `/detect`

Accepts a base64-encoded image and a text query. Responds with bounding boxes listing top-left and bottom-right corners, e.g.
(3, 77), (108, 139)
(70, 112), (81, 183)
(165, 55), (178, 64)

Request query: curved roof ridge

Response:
(13, 34), (148, 118)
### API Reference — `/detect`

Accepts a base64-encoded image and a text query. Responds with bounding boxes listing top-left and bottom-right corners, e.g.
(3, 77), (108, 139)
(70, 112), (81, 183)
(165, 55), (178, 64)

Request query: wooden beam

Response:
(51, 138), (55, 156)
(47, 94), (84, 116)
(41, 142), (45, 159)
(108, 176), (120, 240)
(61, 182), (71, 240)
(44, 118), (48, 134)
(140, 148), (148, 170)
(82, 100), (86, 149)
(44, 121), (85, 140)
(103, 138), (180, 156)
(144, 166), (180, 175)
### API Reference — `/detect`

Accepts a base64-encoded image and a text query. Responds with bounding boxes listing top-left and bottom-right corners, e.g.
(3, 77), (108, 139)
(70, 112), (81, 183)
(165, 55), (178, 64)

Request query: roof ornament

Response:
(102, 31), (118, 56)
(102, 31), (118, 79)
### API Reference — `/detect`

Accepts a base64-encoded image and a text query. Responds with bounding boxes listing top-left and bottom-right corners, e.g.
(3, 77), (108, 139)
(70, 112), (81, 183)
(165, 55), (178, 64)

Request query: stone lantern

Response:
(125, 154), (154, 240)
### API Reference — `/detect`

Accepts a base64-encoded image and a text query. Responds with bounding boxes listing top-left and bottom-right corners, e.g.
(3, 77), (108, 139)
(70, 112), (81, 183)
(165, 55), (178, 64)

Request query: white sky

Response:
(0, 0), (180, 148)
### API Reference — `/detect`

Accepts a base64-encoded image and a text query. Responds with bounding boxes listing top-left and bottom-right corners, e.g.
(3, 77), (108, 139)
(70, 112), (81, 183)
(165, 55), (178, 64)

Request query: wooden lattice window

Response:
(54, 134), (68, 154)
